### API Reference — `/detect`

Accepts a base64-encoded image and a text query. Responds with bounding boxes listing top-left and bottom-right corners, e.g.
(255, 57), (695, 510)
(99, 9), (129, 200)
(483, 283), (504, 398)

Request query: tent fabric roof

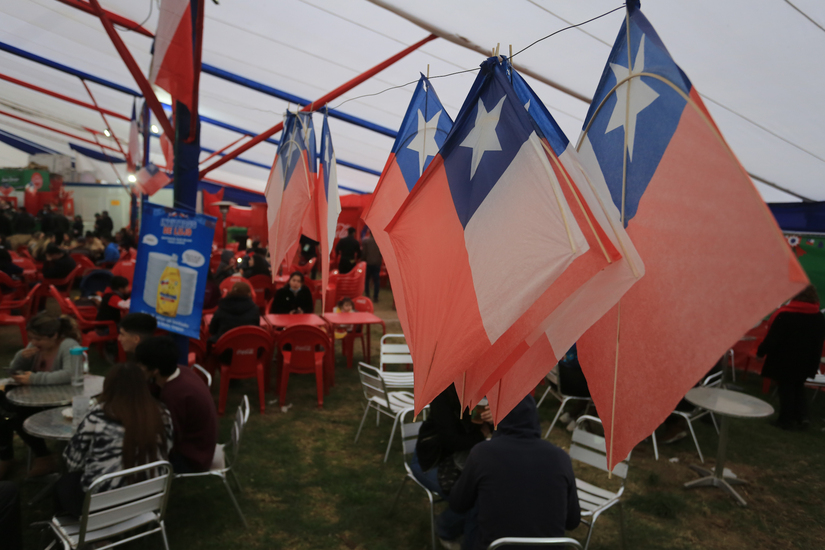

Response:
(1, 0), (823, 201)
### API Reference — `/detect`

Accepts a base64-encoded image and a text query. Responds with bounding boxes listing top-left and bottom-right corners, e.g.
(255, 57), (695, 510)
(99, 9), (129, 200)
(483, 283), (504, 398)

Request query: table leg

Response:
(683, 415), (748, 506)
(366, 326), (372, 363)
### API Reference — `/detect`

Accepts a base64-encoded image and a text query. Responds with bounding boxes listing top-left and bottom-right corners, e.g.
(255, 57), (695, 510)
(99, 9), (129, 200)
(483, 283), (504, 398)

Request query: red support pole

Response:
(199, 33), (438, 179)
(87, 0), (174, 138)
(53, 0), (154, 38)
(0, 72), (129, 121)
(0, 109), (121, 153)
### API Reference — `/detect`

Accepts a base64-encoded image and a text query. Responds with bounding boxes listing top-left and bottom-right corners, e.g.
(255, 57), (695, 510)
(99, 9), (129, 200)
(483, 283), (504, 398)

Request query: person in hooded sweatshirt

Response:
(208, 282), (260, 341)
(270, 272), (314, 314)
(449, 395), (581, 550)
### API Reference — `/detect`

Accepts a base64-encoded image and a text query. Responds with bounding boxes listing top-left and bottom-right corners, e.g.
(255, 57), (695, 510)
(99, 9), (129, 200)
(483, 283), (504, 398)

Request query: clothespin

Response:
(495, 43), (502, 62)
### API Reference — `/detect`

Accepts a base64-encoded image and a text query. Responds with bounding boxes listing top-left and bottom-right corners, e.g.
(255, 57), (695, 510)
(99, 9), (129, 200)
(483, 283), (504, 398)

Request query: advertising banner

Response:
(0, 169), (50, 191)
(131, 203), (216, 338)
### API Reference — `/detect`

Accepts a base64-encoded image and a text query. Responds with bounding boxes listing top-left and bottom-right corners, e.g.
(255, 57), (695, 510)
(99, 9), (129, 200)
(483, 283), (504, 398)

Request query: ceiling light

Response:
(103, 129), (111, 137)
(127, 174), (137, 183)
(151, 124), (159, 134)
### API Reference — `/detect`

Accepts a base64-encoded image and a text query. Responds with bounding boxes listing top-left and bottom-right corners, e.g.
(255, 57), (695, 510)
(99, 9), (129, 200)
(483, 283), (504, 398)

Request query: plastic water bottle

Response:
(69, 347), (88, 387)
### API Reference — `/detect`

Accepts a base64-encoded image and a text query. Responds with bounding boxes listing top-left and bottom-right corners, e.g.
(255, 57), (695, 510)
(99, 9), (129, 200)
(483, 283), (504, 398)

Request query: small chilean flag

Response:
(468, 64), (645, 422)
(362, 75), (453, 343)
(127, 100), (141, 173)
(149, 0), (196, 112)
(136, 163), (171, 196)
(265, 112), (315, 274)
(576, 1), (808, 469)
(387, 58), (618, 414)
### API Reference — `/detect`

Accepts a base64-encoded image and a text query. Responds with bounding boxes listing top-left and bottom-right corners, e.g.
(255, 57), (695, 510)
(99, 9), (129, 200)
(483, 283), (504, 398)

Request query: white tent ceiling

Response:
(0, 0), (823, 201)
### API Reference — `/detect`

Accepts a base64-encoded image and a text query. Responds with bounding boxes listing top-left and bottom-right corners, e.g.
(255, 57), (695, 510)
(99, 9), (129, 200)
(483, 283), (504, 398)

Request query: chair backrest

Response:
(397, 407), (422, 459)
(357, 362), (390, 408)
(78, 461), (173, 547)
(220, 274), (253, 298)
(246, 274), (274, 308)
(192, 364), (212, 388)
(334, 262), (367, 302)
(487, 538), (583, 549)
(111, 259), (136, 285)
(71, 254), (96, 271)
(278, 325), (330, 372)
(46, 264), (84, 288)
(213, 325), (274, 375)
(188, 337), (207, 367)
(47, 285), (73, 316)
(241, 395), (250, 424)
(569, 416), (631, 486)
(14, 282), (41, 320)
(380, 333), (412, 369)
(352, 296), (374, 313)
(226, 412), (243, 468)
(702, 370), (723, 388)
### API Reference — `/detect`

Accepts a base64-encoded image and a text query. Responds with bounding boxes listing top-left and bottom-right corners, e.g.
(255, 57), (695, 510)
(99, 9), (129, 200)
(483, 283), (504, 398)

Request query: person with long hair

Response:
(56, 363), (173, 517)
(208, 282), (260, 341)
(270, 271), (314, 314)
(242, 253), (271, 279)
(1, 314), (83, 478)
(758, 285), (825, 430)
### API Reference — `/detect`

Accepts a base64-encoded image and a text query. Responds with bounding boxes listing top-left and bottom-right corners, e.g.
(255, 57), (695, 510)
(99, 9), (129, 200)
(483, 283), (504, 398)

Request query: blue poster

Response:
(131, 203), (216, 339)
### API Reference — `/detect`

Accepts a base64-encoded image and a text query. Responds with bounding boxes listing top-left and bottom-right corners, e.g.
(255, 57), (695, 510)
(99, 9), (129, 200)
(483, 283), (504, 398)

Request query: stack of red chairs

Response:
(324, 261), (366, 312)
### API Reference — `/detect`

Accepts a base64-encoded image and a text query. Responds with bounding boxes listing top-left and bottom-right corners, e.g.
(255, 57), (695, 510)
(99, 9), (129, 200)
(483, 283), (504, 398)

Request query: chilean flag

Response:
(265, 112), (315, 274)
(149, 0), (196, 112)
(314, 114), (342, 311)
(362, 75), (453, 344)
(387, 58), (618, 415)
(576, 2), (808, 469)
(136, 163), (171, 196)
(127, 101), (141, 173)
(469, 65), (646, 423)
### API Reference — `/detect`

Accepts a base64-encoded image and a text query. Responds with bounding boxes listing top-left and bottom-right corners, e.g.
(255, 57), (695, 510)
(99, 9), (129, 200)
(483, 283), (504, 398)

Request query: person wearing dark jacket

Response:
(335, 227), (361, 274)
(242, 253), (271, 279)
(270, 272), (314, 314)
(449, 395), (581, 550)
(71, 215), (84, 238)
(412, 385), (488, 546)
(13, 209), (35, 235)
(42, 244), (76, 280)
(96, 276), (129, 326)
(0, 248), (23, 282)
(758, 285), (825, 430)
(209, 282), (260, 341)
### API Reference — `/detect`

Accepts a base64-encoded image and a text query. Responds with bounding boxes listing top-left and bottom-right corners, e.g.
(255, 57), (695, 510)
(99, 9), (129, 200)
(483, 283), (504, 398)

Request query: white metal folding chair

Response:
(38, 461), (173, 550)
(668, 370), (722, 463)
(379, 333), (412, 371)
(174, 402), (247, 528)
(192, 364), (213, 388)
(570, 416), (631, 550)
(390, 407), (440, 550)
(537, 366), (593, 437)
(354, 362), (415, 462)
(488, 538), (583, 549)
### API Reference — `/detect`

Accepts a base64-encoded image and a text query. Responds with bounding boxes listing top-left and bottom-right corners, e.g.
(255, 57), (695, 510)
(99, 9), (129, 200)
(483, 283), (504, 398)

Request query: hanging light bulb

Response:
(103, 129), (111, 137)
(127, 174), (137, 183)
(151, 124), (159, 134)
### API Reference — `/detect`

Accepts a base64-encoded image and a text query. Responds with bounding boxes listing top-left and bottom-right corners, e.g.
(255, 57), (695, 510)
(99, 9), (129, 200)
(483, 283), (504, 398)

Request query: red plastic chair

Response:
(219, 274), (253, 298)
(325, 261), (367, 312)
(36, 264), (84, 310)
(277, 325), (331, 409)
(70, 254), (97, 275)
(0, 294), (28, 345)
(337, 296), (374, 369)
(189, 337), (206, 368)
(246, 274), (274, 312)
(0, 272), (25, 299)
(48, 286), (118, 355)
(0, 283), (40, 322)
(212, 326), (274, 415)
(111, 259), (136, 290)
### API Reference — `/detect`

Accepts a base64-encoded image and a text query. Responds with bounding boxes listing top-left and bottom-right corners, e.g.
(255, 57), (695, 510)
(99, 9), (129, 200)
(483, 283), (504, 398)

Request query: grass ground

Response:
(3, 290), (825, 549)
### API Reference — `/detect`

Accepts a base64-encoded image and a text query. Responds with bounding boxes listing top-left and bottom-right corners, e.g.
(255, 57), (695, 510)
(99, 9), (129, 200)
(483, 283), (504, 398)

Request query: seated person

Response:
(242, 253), (271, 279)
(56, 363), (173, 517)
(0, 482), (21, 550)
(42, 244), (77, 280)
(0, 248), (22, 279)
(411, 385), (489, 547)
(98, 235), (120, 265)
(449, 395), (580, 550)
(556, 344), (591, 431)
(333, 297), (355, 339)
(270, 272), (314, 314)
(96, 276), (129, 327)
(135, 337), (218, 474)
(2, 314), (83, 479)
(118, 312), (158, 356)
(209, 282), (260, 341)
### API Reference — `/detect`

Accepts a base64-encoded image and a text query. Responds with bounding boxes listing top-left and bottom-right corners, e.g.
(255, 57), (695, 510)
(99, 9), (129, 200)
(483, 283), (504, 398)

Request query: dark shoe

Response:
(28, 455), (57, 478)
(0, 459), (13, 480)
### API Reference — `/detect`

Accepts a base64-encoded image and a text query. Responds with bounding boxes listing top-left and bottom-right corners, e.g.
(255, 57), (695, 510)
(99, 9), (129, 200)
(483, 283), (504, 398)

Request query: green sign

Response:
(786, 234), (825, 298)
(0, 169), (50, 192)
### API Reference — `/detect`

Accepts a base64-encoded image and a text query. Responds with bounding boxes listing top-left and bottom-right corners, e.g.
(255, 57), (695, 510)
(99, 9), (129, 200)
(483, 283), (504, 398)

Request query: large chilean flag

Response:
(265, 112), (315, 273)
(315, 113), (342, 311)
(576, 2), (808, 469)
(149, 0), (196, 112)
(387, 58), (618, 414)
(471, 66), (646, 423)
(361, 75), (453, 342)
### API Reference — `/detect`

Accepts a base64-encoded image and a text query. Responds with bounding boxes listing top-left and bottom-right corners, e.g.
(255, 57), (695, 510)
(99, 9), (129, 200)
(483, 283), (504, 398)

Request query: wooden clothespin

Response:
(495, 43), (502, 62)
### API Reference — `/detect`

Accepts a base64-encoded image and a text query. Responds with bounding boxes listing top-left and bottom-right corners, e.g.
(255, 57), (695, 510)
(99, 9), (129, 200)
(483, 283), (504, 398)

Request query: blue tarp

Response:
(768, 202), (825, 234)
(0, 128), (58, 155)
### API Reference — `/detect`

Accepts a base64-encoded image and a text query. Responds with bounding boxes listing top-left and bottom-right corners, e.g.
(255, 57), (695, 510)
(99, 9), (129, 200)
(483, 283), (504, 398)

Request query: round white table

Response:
(22, 407), (75, 441)
(5, 375), (104, 408)
(683, 387), (774, 506)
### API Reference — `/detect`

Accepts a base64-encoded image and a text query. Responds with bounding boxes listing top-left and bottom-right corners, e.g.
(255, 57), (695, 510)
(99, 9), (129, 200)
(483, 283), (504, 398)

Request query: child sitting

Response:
(96, 276), (130, 327)
(333, 297), (355, 340)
